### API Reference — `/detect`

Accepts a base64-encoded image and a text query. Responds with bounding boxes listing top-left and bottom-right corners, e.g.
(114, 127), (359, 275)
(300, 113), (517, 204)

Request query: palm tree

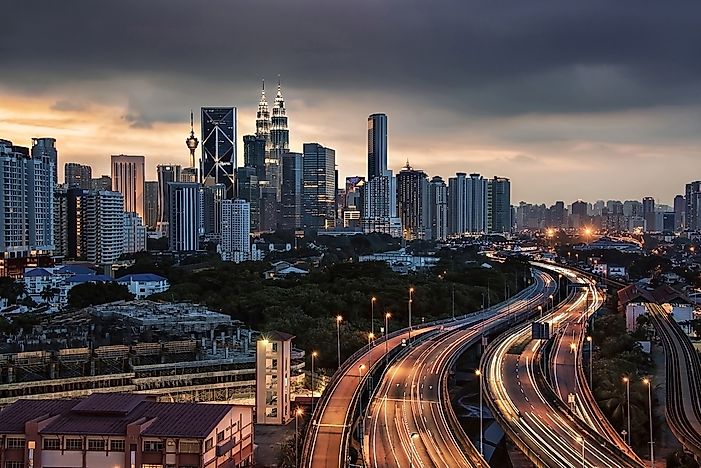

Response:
(40, 285), (57, 303)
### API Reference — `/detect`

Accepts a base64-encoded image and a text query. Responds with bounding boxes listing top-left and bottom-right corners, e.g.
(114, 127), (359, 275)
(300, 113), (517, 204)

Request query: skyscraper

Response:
(123, 212), (147, 253)
(642, 196), (656, 231)
(200, 183), (226, 239)
(157, 165), (182, 227)
(221, 199), (251, 262)
(302, 143), (336, 230)
(674, 194), (686, 231)
(685, 181), (701, 231)
(53, 187), (86, 260)
(91, 175), (112, 191)
(428, 176), (448, 241)
(269, 81), (289, 198)
(448, 173), (487, 234)
(487, 177), (511, 234)
(280, 152), (303, 230)
(64, 162), (92, 189)
(32, 137), (58, 191)
(236, 167), (261, 232)
(396, 161), (429, 240)
(201, 107), (236, 198)
(111, 154), (145, 221)
(367, 114), (388, 180)
(168, 182), (201, 251)
(144, 181), (159, 229)
(83, 190), (125, 264)
(243, 135), (267, 180)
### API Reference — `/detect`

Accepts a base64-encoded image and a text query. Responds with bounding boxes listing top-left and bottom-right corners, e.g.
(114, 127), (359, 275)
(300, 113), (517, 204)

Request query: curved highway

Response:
(365, 270), (557, 468)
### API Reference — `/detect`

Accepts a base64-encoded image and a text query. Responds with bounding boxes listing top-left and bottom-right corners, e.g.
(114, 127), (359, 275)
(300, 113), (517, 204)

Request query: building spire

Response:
(256, 79), (271, 143)
(185, 109), (199, 168)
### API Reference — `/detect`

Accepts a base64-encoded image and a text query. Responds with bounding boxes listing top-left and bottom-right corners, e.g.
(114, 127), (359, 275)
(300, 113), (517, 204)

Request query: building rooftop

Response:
(24, 268), (52, 278)
(56, 265), (96, 275)
(0, 398), (78, 434)
(117, 273), (167, 283)
(65, 274), (113, 284)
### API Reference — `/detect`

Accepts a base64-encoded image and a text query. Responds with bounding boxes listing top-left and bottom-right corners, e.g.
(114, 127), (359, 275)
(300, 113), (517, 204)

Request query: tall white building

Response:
(83, 190), (125, 264)
(221, 199), (251, 262)
(111, 154), (145, 221)
(168, 182), (200, 251)
(448, 172), (487, 235)
(428, 176), (448, 240)
(123, 212), (147, 253)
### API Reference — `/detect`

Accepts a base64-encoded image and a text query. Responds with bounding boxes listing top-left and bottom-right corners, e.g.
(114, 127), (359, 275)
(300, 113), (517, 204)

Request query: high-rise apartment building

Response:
(236, 167), (261, 232)
(448, 173), (487, 234)
(0, 139), (56, 276)
(144, 181), (159, 229)
(221, 199), (251, 262)
(487, 176), (511, 234)
(53, 187), (86, 260)
(367, 114), (388, 180)
(91, 175), (112, 191)
(201, 107), (236, 198)
(64, 162), (92, 189)
(168, 182), (200, 251)
(428, 176), (448, 241)
(280, 152), (303, 230)
(302, 143), (336, 230)
(111, 154), (145, 221)
(157, 165), (182, 227)
(32, 137), (58, 191)
(396, 161), (429, 240)
(200, 183), (226, 239)
(686, 181), (701, 231)
(642, 196), (656, 231)
(123, 212), (147, 253)
(83, 190), (125, 264)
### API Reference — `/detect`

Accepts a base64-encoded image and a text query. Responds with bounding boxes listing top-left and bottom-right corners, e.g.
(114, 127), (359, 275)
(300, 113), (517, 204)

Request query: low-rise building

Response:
(0, 393), (254, 468)
(116, 273), (169, 299)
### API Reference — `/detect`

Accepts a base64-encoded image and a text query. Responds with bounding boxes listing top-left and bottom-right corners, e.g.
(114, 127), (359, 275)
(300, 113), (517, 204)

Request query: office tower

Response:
(200, 183), (226, 238)
(236, 167), (261, 232)
(396, 161), (428, 240)
(201, 107), (236, 198)
(571, 200), (588, 217)
(53, 187), (86, 259)
(685, 181), (701, 231)
(342, 176), (365, 228)
(623, 200), (643, 218)
(180, 167), (198, 183)
(168, 182), (200, 251)
(1, 139), (55, 273)
(255, 84), (271, 146)
(221, 199), (251, 262)
(487, 177), (511, 234)
(448, 173), (487, 234)
(243, 135), (267, 180)
(428, 176), (448, 241)
(144, 181), (159, 229)
(83, 190), (125, 264)
(280, 152), (303, 230)
(592, 200), (605, 217)
(123, 212), (147, 253)
(157, 165), (182, 227)
(367, 114), (388, 180)
(111, 154), (145, 221)
(551, 201), (566, 228)
(64, 163), (92, 189)
(91, 175), (112, 191)
(674, 195), (685, 231)
(260, 187), (279, 232)
(642, 197), (655, 231)
(302, 143), (336, 230)
(32, 137), (58, 191)
(662, 212), (676, 232)
(268, 81), (289, 198)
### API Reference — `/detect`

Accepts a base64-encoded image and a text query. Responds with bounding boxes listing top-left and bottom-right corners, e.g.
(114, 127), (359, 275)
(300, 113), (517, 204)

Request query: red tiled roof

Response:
(618, 284), (693, 306)
(140, 402), (232, 438)
(72, 393), (147, 415)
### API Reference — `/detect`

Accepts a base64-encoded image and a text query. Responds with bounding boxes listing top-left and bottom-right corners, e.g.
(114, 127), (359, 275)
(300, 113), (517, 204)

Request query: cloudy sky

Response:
(2, 0), (700, 205)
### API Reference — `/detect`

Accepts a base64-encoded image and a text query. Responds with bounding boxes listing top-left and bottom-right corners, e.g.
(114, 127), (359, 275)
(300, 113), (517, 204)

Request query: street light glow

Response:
(336, 315), (343, 322)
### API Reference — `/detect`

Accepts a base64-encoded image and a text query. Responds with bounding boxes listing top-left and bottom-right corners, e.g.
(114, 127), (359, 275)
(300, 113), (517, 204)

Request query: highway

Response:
(365, 270), (557, 468)
(482, 268), (643, 468)
(647, 303), (701, 458)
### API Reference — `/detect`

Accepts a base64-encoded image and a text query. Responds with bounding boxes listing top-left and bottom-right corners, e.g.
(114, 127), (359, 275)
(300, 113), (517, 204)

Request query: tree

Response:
(67, 282), (134, 309)
(39, 286), (58, 303)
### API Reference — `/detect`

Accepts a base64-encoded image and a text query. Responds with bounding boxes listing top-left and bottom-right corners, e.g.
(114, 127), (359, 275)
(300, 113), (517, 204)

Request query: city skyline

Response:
(2, 1), (699, 205)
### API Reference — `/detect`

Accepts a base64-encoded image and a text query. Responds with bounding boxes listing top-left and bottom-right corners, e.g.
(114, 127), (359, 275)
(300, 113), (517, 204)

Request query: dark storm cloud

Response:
(3, 0), (701, 126)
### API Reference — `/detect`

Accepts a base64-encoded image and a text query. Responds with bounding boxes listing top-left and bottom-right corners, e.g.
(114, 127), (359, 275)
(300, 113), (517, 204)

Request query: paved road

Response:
(483, 269), (642, 468)
(366, 270), (556, 468)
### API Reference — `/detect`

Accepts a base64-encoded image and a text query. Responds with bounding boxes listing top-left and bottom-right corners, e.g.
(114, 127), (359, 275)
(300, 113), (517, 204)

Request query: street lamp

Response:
(586, 336), (593, 383)
(336, 315), (343, 369)
(643, 377), (654, 467)
(295, 407), (303, 468)
(371, 296), (376, 338)
(385, 312), (391, 363)
(570, 343), (577, 385)
(408, 287), (414, 347)
(549, 294), (554, 312)
(476, 369), (484, 455)
(538, 305), (543, 319)
(575, 435), (585, 467)
(409, 432), (419, 468)
(310, 351), (318, 412)
(368, 332), (375, 348)
(623, 376), (631, 446)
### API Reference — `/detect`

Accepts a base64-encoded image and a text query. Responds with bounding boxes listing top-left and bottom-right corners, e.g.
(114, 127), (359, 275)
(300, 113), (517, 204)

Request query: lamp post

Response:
(476, 369), (483, 455)
(586, 336), (593, 383)
(575, 435), (585, 467)
(558, 273), (563, 301)
(538, 305), (543, 319)
(409, 432), (419, 468)
(408, 288), (414, 347)
(311, 351), (318, 412)
(643, 377), (654, 467)
(570, 343), (577, 386)
(295, 407), (303, 468)
(368, 332), (374, 348)
(359, 364), (366, 438)
(623, 376), (631, 445)
(385, 312), (391, 364)
(371, 296), (376, 338)
(549, 294), (554, 313)
(336, 315), (343, 369)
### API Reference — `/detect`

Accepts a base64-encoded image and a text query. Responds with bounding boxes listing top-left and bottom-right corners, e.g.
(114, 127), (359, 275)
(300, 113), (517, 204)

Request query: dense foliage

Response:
(67, 282), (134, 309)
